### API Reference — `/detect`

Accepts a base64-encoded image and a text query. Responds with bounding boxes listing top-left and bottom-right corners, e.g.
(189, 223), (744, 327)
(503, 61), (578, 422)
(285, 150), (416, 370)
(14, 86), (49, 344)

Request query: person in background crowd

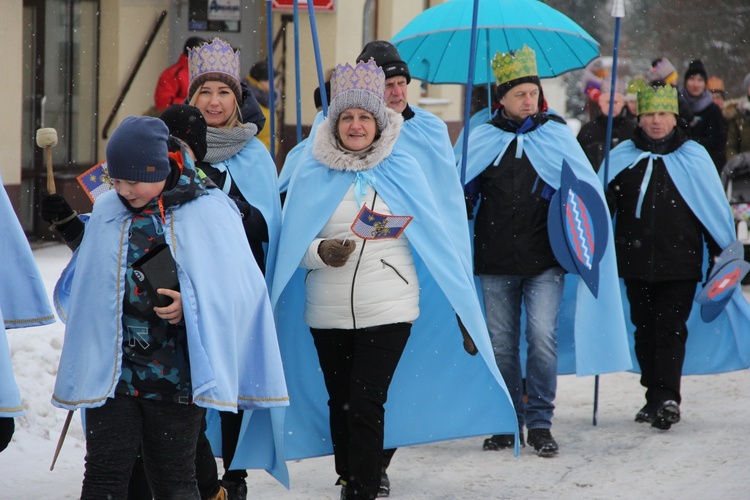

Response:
(647, 57), (693, 125)
(580, 58), (610, 122)
(707, 76), (727, 108)
(577, 77), (637, 171)
(245, 60), (278, 153)
(624, 76), (648, 118)
(725, 72), (750, 161)
(680, 60), (727, 171)
(154, 37), (207, 113)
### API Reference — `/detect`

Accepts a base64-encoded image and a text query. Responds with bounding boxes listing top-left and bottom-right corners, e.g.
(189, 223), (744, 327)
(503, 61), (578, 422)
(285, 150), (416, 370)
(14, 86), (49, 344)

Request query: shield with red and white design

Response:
(696, 240), (750, 322)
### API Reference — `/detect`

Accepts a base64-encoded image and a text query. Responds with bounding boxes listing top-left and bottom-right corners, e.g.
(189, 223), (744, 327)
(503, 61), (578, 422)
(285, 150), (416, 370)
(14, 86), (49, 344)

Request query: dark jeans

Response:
(82, 395), (204, 500)
(311, 323), (411, 500)
(625, 279), (697, 405)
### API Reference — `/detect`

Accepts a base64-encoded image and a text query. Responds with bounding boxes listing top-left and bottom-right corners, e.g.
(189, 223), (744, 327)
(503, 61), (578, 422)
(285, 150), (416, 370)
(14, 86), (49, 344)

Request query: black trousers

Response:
(128, 417), (221, 500)
(311, 323), (411, 500)
(82, 395), (204, 500)
(624, 279), (697, 405)
(219, 410), (248, 483)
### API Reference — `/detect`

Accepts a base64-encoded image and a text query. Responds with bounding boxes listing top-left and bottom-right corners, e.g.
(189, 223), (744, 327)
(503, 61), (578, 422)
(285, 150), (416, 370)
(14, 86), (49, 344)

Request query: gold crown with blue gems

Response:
(492, 45), (538, 86)
(636, 85), (679, 115)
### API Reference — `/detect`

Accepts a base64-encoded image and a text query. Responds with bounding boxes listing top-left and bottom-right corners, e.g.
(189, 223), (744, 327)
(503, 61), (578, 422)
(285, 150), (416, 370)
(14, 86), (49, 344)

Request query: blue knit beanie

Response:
(106, 117), (171, 182)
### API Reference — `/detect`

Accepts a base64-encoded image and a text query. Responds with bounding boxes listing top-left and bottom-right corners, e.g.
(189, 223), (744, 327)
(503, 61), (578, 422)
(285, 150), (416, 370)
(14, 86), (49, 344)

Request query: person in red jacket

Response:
(154, 37), (207, 113)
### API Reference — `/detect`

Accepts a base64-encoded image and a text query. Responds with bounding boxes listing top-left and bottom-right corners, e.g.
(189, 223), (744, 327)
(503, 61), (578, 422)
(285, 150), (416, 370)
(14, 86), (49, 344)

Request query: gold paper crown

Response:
(492, 45), (538, 86)
(331, 59), (386, 100)
(636, 85), (679, 115)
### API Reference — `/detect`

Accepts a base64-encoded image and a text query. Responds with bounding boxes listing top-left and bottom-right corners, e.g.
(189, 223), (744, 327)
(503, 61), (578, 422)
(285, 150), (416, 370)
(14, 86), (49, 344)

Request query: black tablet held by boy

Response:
(131, 243), (179, 307)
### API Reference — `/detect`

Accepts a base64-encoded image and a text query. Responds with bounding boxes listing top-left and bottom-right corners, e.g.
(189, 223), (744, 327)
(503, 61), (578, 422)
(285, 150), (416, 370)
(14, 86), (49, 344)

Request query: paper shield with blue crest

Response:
(547, 160), (609, 298)
(696, 240), (750, 322)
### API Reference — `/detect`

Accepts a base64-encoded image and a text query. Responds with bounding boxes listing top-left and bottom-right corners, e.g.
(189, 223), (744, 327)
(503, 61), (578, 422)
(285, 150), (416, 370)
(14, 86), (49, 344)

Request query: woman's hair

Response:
(188, 82), (244, 129)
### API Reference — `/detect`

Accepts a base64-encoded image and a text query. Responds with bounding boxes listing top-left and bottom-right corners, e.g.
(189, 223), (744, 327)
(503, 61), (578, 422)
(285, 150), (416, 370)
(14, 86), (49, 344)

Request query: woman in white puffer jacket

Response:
(295, 59), (419, 500)
(271, 57), (516, 500)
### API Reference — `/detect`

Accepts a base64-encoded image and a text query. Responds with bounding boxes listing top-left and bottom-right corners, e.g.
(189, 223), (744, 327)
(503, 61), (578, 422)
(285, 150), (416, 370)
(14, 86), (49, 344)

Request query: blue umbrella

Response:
(391, 0), (599, 85)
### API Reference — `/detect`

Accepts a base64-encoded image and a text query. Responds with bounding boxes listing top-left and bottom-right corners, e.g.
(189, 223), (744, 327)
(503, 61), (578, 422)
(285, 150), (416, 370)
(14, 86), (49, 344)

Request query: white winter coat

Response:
(301, 109), (420, 329)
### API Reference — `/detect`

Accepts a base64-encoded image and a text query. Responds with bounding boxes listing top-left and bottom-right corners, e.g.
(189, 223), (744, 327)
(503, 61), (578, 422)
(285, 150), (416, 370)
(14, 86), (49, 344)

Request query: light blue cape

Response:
(1, 178), (55, 417)
(603, 139), (750, 373)
(211, 137), (282, 286)
(233, 130), (519, 467)
(463, 117), (633, 376)
(51, 187), (290, 482)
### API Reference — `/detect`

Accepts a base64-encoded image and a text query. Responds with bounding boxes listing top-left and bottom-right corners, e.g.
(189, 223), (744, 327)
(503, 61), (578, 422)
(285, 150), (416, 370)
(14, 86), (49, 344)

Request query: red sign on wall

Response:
(271, 0), (335, 12)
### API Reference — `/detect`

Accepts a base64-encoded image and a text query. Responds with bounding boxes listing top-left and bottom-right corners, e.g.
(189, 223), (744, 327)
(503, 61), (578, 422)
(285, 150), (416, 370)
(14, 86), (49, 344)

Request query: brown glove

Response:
(318, 239), (357, 267)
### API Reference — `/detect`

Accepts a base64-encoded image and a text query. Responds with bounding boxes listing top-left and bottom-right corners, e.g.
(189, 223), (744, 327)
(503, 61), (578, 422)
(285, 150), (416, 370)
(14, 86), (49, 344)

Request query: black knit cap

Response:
(356, 40), (411, 83)
(685, 59), (708, 82)
(159, 105), (208, 162)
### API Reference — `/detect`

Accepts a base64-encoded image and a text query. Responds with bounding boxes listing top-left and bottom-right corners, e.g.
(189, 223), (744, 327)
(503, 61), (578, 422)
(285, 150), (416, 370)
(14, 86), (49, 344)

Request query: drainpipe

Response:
(362, 0), (376, 46)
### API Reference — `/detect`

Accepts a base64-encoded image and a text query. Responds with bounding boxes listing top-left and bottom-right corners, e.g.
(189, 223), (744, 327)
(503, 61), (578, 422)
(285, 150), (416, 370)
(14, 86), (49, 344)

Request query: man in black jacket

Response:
(465, 46), (586, 458)
(605, 85), (721, 430)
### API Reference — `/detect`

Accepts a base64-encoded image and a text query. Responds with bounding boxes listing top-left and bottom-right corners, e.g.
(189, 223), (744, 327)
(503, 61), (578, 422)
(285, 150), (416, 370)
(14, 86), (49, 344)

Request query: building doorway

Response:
(22, 0), (100, 238)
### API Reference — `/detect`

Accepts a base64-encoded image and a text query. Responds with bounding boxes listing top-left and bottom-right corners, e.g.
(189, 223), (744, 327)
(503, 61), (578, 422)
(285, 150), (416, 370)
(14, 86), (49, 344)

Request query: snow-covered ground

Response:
(2, 243), (749, 499)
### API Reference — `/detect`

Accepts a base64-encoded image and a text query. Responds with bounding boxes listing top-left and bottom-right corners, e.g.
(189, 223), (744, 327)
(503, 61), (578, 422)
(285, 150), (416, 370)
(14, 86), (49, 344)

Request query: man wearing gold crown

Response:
(604, 85), (750, 431)
(463, 45), (631, 457)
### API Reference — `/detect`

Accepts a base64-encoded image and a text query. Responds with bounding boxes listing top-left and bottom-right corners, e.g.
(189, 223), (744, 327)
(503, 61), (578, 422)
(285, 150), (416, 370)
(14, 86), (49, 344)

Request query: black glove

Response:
(318, 239), (357, 267)
(457, 315), (478, 356)
(0, 417), (14, 453)
(40, 193), (74, 224)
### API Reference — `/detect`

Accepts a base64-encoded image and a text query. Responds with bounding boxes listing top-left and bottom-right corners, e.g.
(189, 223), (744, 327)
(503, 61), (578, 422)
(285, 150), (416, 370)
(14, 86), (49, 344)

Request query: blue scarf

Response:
(463, 116), (633, 376)
(0, 173), (55, 416)
(233, 131), (519, 465)
(604, 139), (750, 373)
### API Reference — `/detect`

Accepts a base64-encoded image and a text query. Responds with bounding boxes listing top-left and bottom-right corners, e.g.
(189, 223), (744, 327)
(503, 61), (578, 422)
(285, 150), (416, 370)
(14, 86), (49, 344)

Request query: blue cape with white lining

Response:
(233, 120), (519, 464)
(1, 177), (55, 417)
(210, 137), (282, 286)
(603, 139), (750, 373)
(463, 116), (633, 376)
(51, 187), (290, 483)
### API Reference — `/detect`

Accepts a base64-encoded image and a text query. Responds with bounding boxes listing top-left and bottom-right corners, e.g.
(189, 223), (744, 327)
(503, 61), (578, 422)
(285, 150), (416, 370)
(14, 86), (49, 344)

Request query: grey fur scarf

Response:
(312, 108), (403, 172)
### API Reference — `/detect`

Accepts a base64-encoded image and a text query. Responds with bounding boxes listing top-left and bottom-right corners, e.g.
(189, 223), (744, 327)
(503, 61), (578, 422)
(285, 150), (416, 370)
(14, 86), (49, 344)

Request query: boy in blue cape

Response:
(603, 85), (750, 430)
(463, 46), (631, 456)
(0, 172), (55, 452)
(50, 117), (288, 497)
